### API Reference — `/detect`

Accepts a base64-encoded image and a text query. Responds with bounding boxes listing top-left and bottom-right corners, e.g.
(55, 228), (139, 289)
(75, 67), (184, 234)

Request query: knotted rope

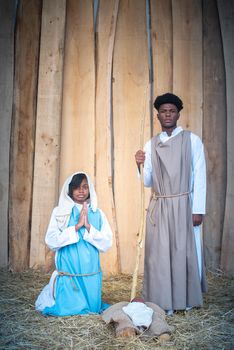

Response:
(149, 191), (191, 225)
(53, 269), (101, 298)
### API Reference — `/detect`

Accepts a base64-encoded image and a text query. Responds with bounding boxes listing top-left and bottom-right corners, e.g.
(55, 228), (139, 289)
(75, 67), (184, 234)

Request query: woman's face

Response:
(72, 178), (90, 204)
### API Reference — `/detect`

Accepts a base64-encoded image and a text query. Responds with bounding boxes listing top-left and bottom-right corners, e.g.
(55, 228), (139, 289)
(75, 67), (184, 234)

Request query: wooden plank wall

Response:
(95, 0), (120, 273)
(113, 0), (151, 274)
(9, 0), (42, 272)
(217, 0), (234, 275)
(151, 0), (173, 136)
(0, 0), (16, 267)
(172, 0), (203, 138)
(2, 0), (234, 276)
(203, 0), (226, 271)
(60, 0), (95, 184)
(30, 0), (66, 270)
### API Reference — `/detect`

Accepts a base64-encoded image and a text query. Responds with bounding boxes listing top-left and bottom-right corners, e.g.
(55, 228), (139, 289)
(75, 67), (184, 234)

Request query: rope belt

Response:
(53, 269), (101, 298)
(151, 190), (191, 200)
(57, 269), (101, 277)
(149, 190), (191, 225)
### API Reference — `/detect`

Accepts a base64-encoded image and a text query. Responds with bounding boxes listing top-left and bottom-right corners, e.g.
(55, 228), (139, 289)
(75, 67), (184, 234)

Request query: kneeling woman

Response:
(35, 172), (112, 316)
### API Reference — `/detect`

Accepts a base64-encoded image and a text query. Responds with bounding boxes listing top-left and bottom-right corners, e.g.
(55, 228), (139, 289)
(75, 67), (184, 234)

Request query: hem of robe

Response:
(141, 294), (204, 312)
(41, 301), (110, 317)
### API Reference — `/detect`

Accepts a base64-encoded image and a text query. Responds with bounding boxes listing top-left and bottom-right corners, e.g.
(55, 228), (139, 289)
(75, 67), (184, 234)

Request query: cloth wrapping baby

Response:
(122, 302), (154, 329)
(102, 300), (174, 338)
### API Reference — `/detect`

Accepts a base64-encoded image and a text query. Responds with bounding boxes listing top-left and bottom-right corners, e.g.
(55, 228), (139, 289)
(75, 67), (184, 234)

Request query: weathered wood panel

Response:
(30, 0), (66, 269)
(9, 0), (41, 272)
(4, 0), (234, 275)
(172, 0), (203, 137)
(150, 0), (172, 135)
(0, 0), (16, 267)
(113, 0), (151, 274)
(60, 0), (95, 185)
(95, 0), (119, 273)
(202, 0), (226, 271)
(218, 0), (234, 275)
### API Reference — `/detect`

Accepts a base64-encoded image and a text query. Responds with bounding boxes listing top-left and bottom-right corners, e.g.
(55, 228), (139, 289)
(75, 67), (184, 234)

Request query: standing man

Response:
(135, 93), (207, 315)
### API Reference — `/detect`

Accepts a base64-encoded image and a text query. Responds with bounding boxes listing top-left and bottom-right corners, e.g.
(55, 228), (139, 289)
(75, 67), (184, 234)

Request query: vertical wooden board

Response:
(151, 0), (173, 135)
(202, 0), (226, 271)
(59, 0), (95, 185)
(217, 0), (234, 275)
(172, 0), (203, 138)
(0, 0), (15, 267)
(113, 0), (151, 274)
(30, 0), (66, 269)
(95, 0), (119, 273)
(9, 0), (41, 272)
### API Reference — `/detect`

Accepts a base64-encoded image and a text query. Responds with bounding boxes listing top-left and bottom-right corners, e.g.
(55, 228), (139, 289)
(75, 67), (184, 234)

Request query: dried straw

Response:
(0, 269), (233, 350)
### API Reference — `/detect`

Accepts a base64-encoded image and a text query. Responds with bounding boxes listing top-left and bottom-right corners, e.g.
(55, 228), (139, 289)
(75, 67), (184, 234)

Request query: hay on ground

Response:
(0, 269), (233, 350)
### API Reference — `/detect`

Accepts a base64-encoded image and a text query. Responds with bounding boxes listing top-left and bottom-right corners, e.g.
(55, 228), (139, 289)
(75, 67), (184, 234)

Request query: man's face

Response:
(157, 103), (180, 129)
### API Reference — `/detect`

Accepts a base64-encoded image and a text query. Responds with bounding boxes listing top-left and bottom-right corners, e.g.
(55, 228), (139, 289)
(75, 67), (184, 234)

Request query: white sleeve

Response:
(191, 134), (206, 214)
(143, 140), (153, 187)
(83, 209), (113, 252)
(45, 208), (79, 251)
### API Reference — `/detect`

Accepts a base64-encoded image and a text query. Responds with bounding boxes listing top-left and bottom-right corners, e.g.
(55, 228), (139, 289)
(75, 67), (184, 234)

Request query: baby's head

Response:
(131, 297), (145, 303)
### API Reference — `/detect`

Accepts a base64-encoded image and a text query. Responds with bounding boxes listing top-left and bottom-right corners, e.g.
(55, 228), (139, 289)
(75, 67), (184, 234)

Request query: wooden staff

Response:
(130, 88), (148, 300)
(106, 0), (121, 273)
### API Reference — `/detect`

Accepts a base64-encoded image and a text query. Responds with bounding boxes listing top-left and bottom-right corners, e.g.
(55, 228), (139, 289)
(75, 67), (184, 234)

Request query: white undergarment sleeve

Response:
(45, 207), (79, 251)
(193, 225), (202, 280)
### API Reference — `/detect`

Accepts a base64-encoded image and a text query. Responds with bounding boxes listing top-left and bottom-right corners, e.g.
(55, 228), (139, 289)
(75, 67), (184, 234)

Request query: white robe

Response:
(142, 127), (206, 279)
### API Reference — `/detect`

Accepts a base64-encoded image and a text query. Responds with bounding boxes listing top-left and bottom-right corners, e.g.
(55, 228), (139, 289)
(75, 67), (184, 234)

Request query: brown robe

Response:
(143, 131), (207, 311)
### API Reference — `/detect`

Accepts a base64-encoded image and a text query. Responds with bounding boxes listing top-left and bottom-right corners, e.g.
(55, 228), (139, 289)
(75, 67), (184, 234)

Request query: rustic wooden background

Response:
(0, 0), (233, 275)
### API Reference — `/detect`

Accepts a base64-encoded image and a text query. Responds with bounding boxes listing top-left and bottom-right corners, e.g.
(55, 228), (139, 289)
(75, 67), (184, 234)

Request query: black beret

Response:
(154, 93), (183, 112)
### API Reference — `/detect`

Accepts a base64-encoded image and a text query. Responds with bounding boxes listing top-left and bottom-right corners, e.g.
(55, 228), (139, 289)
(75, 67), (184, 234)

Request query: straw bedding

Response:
(0, 269), (233, 349)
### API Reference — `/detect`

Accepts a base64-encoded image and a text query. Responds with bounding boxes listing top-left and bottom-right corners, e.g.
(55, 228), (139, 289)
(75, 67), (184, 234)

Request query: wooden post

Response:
(95, 0), (120, 273)
(0, 0), (16, 268)
(218, 0), (234, 275)
(172, 0), (203, 138)
(9, 0), (42, 272)
(150, 0), (173, 135)
(30, 0), (66, 270)
(202, 0), (226, 271)
(113, 0), (151, 274)
(59, 0), (95, 185)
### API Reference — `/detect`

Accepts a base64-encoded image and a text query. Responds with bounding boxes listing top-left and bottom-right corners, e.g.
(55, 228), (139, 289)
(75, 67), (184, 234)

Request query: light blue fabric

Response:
(42, 205), (109, 316)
